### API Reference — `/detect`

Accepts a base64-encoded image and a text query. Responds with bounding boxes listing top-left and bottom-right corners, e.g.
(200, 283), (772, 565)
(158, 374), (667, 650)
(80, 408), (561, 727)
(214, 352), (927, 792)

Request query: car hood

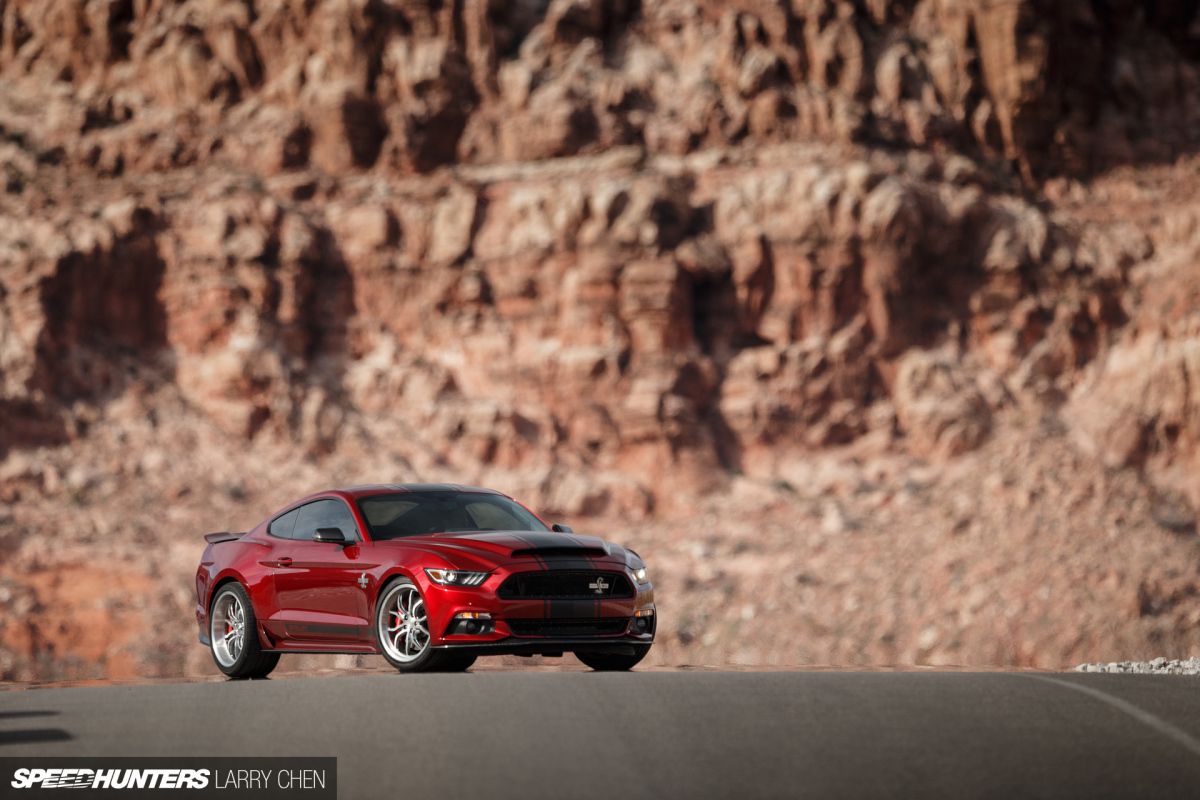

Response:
(371, 530), (628, 568)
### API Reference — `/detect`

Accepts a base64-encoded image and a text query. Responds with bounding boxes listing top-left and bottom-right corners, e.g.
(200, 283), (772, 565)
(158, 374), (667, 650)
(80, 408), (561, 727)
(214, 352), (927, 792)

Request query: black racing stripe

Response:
(502, 533), (551, 620)
(562, 545), (603, 616)
(524, 558), (597, 571)
(506, 532), (550, 573)
(511, 531), (583, 550)
(283, 623), (367, 637)
(509, 529), (612, 618)
(509, 531), (558, 549)
(509, 532), (604, 623)
(500, 531), (550, 620)
(545, 600), (596, 619)
(581, 550), (599, 617)
(506, 532), (547, 566)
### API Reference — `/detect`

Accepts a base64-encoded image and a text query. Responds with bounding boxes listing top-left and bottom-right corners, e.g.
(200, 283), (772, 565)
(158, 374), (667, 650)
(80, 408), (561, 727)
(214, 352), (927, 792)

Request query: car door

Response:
(273, 499), (371, 642)
(256, 506), (302, 642)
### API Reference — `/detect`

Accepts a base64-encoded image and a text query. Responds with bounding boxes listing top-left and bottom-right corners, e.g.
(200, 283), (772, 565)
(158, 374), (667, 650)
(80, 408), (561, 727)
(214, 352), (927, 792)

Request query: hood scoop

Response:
(511, 546), (606, 558)
(414, 530), (611, 559)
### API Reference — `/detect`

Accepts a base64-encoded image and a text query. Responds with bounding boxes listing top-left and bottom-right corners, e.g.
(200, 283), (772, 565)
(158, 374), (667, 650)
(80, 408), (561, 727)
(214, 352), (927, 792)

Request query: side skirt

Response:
(266, 642), (380, 654)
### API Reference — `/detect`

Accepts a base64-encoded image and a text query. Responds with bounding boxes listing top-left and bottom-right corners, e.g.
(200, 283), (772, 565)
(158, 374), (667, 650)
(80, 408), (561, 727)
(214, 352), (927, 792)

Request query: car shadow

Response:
(0, 729), (73, 745)
(0, 711), (60, 720)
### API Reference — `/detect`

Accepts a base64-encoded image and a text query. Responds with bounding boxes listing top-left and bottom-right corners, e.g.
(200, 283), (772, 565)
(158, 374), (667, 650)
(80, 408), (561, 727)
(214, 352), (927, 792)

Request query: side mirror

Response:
(313, 527), (348, 544)
(551, 523), (574, 533)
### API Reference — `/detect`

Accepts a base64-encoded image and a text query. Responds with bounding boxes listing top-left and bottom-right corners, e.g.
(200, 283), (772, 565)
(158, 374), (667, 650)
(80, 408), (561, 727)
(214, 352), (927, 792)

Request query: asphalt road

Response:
(3, 669), (1200, 799)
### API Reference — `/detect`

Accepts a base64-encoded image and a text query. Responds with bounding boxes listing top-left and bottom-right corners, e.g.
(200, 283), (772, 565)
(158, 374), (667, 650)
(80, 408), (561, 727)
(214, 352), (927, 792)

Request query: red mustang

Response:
(196, 484), (656, 677)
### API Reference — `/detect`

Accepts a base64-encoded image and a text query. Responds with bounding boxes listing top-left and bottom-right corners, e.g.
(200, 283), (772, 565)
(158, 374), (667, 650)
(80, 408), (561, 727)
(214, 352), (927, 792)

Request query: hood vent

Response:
(510, 547), (606, 558)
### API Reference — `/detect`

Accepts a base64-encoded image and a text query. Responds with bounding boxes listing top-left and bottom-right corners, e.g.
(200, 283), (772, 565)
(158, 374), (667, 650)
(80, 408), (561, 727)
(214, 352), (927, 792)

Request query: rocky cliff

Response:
(2, 0), (1200, 680)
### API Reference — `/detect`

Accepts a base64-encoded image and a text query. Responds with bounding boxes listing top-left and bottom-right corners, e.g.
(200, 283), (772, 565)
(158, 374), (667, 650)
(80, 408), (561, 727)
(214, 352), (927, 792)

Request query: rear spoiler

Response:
(204, 531), (243, 544)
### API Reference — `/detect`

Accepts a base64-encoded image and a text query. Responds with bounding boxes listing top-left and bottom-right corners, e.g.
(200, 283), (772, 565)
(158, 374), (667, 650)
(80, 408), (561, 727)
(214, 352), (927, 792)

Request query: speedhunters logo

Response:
(1, 759), (335, 798)
(12, 768), (211, 789)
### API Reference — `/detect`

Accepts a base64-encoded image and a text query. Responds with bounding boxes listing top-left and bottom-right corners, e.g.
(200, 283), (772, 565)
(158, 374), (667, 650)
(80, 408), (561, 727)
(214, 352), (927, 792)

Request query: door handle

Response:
(277, 557), (293, 566)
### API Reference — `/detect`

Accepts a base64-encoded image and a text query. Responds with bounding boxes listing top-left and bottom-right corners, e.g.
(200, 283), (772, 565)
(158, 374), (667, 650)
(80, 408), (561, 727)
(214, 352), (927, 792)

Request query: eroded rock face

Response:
(1, 1), (1198, 506)
(1, 0), (1198, 180)
(1067, 247), (1200, 492)
(1, 144), (1152, 508)
(893, 348), (991, 458)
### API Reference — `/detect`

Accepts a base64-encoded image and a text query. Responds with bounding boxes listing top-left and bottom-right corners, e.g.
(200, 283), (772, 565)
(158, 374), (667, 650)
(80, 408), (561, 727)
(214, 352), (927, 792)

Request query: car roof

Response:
(260, 484), (513, 527)
(315, 483), (508, 503)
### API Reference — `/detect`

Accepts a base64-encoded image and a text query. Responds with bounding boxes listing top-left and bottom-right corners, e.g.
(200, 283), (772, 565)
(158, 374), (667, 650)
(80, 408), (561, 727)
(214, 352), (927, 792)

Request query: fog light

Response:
(632, 608), (654, 634)
(446, 611), (494, 637)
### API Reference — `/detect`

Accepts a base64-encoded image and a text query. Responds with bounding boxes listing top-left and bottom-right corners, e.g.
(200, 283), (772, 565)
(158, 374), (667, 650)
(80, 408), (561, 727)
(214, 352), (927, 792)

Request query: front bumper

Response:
(421, 566), (656, 651)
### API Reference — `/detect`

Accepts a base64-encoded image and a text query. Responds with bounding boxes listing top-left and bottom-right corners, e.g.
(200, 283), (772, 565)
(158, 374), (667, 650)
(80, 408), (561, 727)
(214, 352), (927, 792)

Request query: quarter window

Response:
(268, 507), (300, 539)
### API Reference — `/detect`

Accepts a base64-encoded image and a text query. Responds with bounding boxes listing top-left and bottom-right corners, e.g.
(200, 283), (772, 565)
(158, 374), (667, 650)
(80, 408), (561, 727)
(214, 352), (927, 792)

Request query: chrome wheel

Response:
(379, 583), (430, 663)
(211, 590), (245, 668)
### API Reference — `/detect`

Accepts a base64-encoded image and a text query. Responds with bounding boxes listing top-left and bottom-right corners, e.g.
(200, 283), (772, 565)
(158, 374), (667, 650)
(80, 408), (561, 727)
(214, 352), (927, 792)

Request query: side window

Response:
(294, 499), (360, 542)
(268, 507), (300, 539)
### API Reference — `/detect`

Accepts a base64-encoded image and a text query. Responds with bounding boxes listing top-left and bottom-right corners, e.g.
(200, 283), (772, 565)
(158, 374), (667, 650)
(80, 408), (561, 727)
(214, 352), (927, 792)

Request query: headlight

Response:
(632, 567), (649, 584)
(425, 568), (489, 586)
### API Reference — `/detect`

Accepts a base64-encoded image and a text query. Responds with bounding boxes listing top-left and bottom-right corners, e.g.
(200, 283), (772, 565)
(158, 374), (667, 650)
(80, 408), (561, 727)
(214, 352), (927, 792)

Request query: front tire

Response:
(432, 653), (477, 672)
(209, 583), (279, 679)
(375, 578), (458, 673)
(576, 645), (651, 672)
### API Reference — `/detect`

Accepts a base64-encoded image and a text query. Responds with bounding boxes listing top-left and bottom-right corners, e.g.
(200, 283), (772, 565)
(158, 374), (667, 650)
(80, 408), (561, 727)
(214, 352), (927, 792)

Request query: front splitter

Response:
(432, 637), (654, 657)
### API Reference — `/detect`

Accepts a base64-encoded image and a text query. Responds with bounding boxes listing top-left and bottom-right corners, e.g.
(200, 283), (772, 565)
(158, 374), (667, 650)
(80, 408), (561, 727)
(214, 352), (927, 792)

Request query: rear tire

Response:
(575, 645), (651, 672)
(209, 583), (280, 679)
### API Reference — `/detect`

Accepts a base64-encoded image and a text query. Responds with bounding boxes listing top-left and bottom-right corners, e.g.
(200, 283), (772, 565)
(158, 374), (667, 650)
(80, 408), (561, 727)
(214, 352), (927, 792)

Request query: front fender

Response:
(371, 565), (423, 607)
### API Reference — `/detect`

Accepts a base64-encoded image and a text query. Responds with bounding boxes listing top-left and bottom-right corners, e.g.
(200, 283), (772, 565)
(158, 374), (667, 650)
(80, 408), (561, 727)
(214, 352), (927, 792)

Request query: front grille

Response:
(507, 618), (629, 637)
(497, 571), (634, 599)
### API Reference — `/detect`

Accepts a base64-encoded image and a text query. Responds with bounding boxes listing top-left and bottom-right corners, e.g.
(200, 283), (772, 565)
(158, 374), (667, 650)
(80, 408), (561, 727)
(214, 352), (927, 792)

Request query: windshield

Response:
(355, 492), (550, 541)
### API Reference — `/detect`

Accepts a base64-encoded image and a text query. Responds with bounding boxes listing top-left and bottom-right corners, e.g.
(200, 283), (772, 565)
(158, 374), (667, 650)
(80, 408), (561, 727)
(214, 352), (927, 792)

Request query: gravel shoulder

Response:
(1075, 657), (1200, 675)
